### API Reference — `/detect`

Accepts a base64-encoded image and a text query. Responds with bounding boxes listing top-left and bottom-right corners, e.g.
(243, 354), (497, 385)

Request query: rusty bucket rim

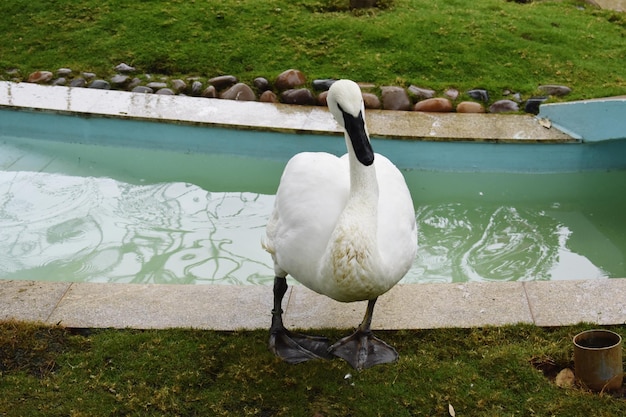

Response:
(573, 329), (622, 351)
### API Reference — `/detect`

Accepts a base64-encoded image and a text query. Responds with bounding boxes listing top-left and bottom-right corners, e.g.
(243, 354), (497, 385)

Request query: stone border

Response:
(16, 67), (573, 115)
(2, 279), (625, 330)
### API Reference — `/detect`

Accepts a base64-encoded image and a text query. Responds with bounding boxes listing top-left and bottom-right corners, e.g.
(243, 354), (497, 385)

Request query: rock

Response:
(253, 77), (271, 91)
(53, 77), (67, 86)
(132, 86), (154, 94)
(456, 101), (485, 113)
(82, 72), (96, 80)
(220, 83), (256, 101)
(146, 82), (168, 90)
(380, 86), (411, 110)
(115, 63), (136, 73)
(155, 88), (175, 95)
(202, 85), (217, 98)
(408, 85), (435, 99)
(27, 71), (53, 83)
(317, 91), (329, 106)
(110, 74), (129, 86)
(414, 97), (453, 112)
(88, 80), (111, 90)
(128, 77), (142, 90)
(467, 89), (489, 102)
(312, 79), (336, 91)
(489, 99), (519, 113)
(69, 78), (86, 88)
(208, 75), (237, 90)
(6, 68), (20, 76)
(555, 368), (575, 388)
(171, 79), (187, 93)
(274, 69), (306, 91)
(281, 88), (315, 105)
(444, 88), (459, 100)
(524, 97), (548, 114)
(511, 92), (522, 102)
(260, 90), (279, 103)
(191, 81), (203, 96)
(538, 84), (571, 96)
(57, 68), (72, 77)
(362, 93), (381, 109)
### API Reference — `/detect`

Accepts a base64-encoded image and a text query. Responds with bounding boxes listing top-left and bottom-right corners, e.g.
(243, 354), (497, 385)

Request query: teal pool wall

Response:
(2, 108), (626, 173)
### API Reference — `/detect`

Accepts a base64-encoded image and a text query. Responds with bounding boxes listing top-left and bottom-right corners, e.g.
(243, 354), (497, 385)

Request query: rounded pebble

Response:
(467, 89), (489, 102)
(27, 71), (53, 84)
(456, 101), (485, 113)
(155, 88), (175, 95)
(281, 88), (315, 105)
(202, 85), (217, 98)
(489, 99), (519, 113)
(131, 86), (154, 94)
(381, 86), (411, 111)
(408, 85), (435, 99)
(312, 79), (336, 91)
(209, 75), (238, 90)
(260, 90), (279, 103)
(220, 83), (256, 101)
(414, 97), (453, 112)
(362, 92), (381, 109)
(253, 77), (271, 91)
(275, 69), (306, 91)
(88, 80), (110, 89)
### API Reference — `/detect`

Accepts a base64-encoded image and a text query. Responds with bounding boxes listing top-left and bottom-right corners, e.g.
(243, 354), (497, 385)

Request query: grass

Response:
(1, 321), (624, 416)
(0, 0), (624, 102)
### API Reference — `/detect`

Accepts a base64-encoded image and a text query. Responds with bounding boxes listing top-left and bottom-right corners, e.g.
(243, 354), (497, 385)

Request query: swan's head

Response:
(327, 80), (374, 166)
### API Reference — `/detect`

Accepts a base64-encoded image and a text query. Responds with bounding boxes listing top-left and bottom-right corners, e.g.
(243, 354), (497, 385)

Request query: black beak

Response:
(340, 105), (374, 166)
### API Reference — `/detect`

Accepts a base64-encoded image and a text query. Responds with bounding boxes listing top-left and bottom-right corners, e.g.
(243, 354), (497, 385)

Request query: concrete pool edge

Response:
(0, 81), (574, 143)
(2, 279), (625, 330)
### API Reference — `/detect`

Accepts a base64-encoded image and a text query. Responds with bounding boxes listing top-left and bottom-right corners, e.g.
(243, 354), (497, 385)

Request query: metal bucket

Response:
(573, 329), (623, 392)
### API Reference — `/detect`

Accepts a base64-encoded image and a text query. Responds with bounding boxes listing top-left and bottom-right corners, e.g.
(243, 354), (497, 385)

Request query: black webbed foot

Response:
(269, 327), (332, 364)
(329, 329), (398, 370)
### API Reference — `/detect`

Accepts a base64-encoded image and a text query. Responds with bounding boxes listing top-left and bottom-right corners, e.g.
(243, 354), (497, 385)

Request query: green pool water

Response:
(1, 134), (625, 284)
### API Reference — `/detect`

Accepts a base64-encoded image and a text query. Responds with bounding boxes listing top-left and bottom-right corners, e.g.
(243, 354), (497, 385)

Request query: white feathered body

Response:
(263, 149), (417, 303)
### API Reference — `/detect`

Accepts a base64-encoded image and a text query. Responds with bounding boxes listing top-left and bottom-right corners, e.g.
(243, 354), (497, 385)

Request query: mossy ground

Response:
(1, 321), (624, 416)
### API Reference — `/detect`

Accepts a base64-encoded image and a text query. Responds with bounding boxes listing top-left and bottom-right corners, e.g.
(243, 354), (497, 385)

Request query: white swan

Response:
(263, 79), (417, 370)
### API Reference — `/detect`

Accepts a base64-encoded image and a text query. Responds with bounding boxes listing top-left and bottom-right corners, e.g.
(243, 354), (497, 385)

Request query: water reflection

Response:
(0, 171), (609, 284)
(0, 171), (275, 284)
(407, 204), (607, 283)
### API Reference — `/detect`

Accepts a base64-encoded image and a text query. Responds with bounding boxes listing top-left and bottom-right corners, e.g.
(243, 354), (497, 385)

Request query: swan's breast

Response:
(321, 220), (388, 302)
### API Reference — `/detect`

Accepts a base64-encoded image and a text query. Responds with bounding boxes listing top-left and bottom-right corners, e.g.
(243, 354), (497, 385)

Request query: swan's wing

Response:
(375, 154), (418, 280)
(265, 152), (349, 282)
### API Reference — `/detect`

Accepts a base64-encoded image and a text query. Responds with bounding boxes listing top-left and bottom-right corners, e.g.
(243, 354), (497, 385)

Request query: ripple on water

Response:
(0, 171), (613, 284)
(0, 171), (276, 284)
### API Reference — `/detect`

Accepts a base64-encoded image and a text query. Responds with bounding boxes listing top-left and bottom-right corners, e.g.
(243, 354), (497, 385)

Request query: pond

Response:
(1, 111), (625, 284)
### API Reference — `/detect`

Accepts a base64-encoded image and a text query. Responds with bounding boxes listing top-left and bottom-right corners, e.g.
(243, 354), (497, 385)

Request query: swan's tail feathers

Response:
(261, 236), (275, 255)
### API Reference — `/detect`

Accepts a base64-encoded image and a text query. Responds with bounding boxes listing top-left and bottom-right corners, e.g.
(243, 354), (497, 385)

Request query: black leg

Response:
(329, 298), (398, 370)
(268, 276), (332, 364)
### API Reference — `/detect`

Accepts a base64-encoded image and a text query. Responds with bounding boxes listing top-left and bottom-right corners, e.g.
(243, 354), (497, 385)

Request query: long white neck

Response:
(318, 135), (383, 301)
(346, 138), (379, 211)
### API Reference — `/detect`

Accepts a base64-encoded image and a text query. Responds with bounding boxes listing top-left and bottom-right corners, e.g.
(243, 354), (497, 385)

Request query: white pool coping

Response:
(2, 279), (625, 330)
(1, 81), (625, 330)
(0, 81), (573, 142)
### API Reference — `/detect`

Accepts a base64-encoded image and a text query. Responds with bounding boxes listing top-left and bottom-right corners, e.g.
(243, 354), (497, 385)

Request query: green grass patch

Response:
(0, 0), (624, 101)
(1, 321), (624, 416)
